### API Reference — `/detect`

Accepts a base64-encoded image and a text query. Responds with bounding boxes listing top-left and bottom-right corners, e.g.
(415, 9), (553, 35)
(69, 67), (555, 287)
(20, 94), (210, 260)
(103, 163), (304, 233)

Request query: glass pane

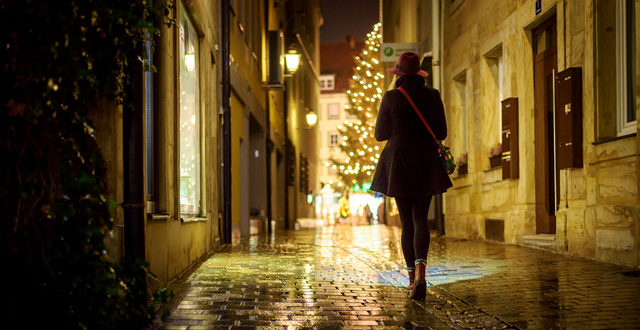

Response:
(179, 6), (201, 215)
(328, 103), (339, 119)
(145, 37), (155, 198)
(626, 0), (636, 122)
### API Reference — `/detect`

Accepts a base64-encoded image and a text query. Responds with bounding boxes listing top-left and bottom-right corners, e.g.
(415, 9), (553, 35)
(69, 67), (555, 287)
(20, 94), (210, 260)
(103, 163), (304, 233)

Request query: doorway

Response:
(533, 16), (558, 234)
(249, 114), (266, 232)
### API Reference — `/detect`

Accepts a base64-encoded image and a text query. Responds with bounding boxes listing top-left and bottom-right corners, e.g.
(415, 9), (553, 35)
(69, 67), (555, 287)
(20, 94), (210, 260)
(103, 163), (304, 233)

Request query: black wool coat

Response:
(370, 74), (453, 198)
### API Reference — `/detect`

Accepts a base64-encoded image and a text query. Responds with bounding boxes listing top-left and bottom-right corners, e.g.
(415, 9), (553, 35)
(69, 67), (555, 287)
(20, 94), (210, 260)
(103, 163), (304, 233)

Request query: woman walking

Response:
(370, 52), (452, 300)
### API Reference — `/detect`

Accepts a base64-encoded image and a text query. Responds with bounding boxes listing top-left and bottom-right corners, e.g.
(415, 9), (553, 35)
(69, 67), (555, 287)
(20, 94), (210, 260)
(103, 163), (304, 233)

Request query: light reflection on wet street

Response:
(160, 225), (640, 329)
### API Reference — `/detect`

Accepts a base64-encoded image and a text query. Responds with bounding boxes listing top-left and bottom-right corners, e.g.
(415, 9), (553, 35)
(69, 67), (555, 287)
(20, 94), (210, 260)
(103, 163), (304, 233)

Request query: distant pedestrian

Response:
(364, 204), (373, 225)
(377, 201), (385, 225)
(370, 52), (452, 301)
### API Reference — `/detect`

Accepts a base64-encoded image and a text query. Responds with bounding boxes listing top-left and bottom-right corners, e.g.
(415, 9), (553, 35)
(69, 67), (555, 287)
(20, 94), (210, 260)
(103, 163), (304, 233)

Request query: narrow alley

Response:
(159, 224), (640, 329)
(3, 0), (640, 328)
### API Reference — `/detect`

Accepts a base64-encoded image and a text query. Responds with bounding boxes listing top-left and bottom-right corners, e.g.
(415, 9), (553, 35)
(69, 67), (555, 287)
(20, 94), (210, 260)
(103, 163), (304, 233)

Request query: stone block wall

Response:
(441, 0), (640, 267)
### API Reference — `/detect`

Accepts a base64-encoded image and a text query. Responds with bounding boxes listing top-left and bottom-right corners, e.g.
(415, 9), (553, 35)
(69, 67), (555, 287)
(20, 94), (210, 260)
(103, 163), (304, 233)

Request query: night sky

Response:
(320, 0), (379, 44)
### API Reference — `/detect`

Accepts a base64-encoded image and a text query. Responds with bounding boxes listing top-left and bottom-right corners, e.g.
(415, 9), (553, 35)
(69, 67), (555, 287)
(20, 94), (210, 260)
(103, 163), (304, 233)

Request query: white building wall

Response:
(317, 91), (355, 219)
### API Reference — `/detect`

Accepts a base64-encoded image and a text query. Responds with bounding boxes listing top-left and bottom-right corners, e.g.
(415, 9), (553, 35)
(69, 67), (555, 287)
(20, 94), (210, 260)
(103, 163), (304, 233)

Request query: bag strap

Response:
(397, 86), (439, 144)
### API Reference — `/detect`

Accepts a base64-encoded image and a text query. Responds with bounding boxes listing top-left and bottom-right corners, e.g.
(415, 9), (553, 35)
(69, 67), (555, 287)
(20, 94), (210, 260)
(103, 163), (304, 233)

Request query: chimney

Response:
(346, 35), (356, 50)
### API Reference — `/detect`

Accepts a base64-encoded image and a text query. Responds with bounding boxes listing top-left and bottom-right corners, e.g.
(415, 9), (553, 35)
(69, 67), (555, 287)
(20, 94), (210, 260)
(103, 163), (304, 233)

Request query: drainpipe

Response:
(121, 52), (147, 304)
(123, 54), (146, 261)
(265, 1), (273, 235)
(221, 0), (232, 244)
(266, 102), (273, 234)
(119, 49), (147, 316)
(431, 0), (445, 235)
(431, 0), (440, 91)
(283, 87), (290, 230)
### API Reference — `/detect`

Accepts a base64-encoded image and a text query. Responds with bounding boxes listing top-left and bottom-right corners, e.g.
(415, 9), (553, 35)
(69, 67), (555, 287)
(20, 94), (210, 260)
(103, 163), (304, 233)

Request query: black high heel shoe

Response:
(410, 281), (426, 300)
(411, 260), (427, 300)
(406, 267), (415, 290)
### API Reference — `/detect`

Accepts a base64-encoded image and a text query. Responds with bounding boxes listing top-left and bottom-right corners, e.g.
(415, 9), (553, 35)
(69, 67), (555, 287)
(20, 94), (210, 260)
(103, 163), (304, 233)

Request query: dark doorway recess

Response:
(533, 16), (558, 234)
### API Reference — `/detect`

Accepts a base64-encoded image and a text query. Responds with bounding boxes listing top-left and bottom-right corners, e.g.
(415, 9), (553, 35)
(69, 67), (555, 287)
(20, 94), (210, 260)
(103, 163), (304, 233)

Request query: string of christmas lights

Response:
(328, 23), (384, 190)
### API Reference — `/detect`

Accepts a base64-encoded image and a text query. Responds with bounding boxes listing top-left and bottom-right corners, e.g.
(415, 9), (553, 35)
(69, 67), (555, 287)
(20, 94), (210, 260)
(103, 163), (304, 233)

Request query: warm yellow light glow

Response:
(305, 111), (318, 127)
(185, 53), (196, 71)
(285, 51), (301, 72)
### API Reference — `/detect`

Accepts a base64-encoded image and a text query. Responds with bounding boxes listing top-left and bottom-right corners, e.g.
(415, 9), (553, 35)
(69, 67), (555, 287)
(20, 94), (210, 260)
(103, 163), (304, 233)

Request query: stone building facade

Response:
(440, 0), (640, 267)
(93, 0), (224, 285)
(279, 0), (323, 224)
(383, 0), (640, 268)
(93, 0), (322, 286)
(227, 0), (320, 237)
(317, 41), (364, 219)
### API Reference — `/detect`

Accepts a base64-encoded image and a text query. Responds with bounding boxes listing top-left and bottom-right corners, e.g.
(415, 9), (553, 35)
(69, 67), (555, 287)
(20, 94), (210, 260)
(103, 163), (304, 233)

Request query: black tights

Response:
(395, 195), (432, 269)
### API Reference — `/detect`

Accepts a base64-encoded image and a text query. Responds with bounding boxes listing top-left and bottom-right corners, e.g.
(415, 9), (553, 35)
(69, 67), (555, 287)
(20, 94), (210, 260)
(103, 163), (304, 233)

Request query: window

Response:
(178, 3), (201, 215)
(498, 54), (503, 140)
(320, 75), (335, 91)
(144, 34), (158, 212)
(299, 155), (309, 194)
(484, 45), (503, 143)
(328, 103), (340, 119)
(616, 0), (636, 135)
(453, 71), (469, 157)
(596, 0), (636, 138)
(329, 132), (340, 147)
(244, 0), (250, 45)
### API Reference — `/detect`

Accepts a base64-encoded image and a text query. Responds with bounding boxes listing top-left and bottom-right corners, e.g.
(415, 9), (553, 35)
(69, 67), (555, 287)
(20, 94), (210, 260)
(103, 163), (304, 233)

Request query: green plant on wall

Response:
(1, 0), (173, 328)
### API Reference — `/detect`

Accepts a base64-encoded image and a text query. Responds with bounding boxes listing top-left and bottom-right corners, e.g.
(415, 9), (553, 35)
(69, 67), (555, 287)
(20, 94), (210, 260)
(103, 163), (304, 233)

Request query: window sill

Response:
(592, 132), (636, 145)
(147, 213), (170, 221)
(181, 216), (208, 223)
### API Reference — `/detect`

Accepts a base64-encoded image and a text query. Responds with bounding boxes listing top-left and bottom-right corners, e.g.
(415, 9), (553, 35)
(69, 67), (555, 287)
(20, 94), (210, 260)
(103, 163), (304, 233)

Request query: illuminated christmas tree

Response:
(331, 23), (385, 189)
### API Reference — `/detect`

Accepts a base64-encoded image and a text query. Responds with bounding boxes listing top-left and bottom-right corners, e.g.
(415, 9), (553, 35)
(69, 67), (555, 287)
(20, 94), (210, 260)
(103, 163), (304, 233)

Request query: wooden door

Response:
(533, 17), (558, 234)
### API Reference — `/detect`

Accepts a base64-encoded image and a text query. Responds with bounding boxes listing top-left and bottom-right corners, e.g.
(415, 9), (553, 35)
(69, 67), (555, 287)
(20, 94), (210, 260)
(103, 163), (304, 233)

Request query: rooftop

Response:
(320, 41), (364, 94)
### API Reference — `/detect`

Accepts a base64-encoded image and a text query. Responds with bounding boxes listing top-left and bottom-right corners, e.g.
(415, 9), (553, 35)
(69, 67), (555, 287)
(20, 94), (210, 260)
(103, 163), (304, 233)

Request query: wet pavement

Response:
(158, 224), (640, 329)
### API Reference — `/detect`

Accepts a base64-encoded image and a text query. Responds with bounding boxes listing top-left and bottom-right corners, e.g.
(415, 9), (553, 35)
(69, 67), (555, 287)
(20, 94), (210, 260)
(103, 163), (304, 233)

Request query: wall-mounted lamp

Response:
(185, 53), (196, 71)
(285, 50), (301, 73)
(305, 109), (318, 127)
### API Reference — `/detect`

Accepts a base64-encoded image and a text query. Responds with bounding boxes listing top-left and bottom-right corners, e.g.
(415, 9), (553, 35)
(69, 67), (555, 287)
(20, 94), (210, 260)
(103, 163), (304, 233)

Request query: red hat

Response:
(386, 51), (429, 77)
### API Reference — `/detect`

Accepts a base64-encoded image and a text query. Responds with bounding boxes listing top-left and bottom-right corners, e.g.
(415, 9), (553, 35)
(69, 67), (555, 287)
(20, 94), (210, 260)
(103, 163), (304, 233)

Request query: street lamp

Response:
(285, 50), (301, 73)
(305, 109), (318, 127)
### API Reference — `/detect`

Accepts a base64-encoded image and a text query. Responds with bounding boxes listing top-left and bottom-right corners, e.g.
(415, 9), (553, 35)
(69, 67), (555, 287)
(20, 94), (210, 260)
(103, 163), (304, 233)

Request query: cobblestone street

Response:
(159, 225), (640, 329)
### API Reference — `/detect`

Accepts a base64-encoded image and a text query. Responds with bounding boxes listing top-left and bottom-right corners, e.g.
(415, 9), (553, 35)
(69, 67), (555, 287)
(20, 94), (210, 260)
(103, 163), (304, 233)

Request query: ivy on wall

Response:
(1, 0), (172, 328)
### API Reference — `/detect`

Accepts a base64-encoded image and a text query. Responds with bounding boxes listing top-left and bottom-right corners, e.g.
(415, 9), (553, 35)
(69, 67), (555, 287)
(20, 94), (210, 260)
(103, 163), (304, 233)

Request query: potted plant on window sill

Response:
(489, 143), (502, 168)
(457, 153), (468, 176)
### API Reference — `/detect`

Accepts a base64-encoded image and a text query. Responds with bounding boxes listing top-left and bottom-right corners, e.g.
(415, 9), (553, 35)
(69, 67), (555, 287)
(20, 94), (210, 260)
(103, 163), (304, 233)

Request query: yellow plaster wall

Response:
(230, 91), (244, 228)
(442, 0), (538, 244)
(441, 0), (639, 267)
(146, 0), (221, 285)
(230, 0), (266, 110)
(269, 90), (285, 141)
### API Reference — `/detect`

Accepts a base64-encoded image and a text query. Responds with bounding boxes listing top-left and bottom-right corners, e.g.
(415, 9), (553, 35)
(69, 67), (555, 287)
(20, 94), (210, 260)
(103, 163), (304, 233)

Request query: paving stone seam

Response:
(330, 241), (519, 329)
(302, 242), (474, 328)
(356, 242), (520, 329)
(158, 227), (640, 329)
